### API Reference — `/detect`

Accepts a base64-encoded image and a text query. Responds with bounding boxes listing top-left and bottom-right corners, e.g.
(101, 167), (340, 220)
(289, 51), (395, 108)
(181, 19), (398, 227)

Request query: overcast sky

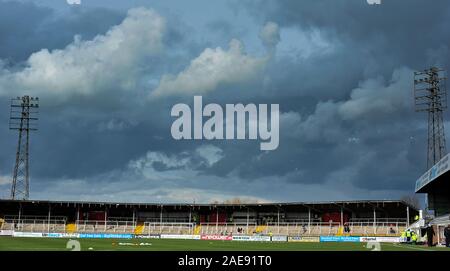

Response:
(0, 0), (449, 204)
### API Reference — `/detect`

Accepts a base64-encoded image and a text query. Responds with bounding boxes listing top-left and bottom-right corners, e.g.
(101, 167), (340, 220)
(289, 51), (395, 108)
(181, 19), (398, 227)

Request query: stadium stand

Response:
(0, 199), (416, 237)
(415, 153), (450, 245)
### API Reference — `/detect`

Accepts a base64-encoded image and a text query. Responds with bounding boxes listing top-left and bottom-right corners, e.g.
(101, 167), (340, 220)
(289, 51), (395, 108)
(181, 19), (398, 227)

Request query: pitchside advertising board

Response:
(271, 236), (288, 242)
(200, 235), (287, 242)
(320, 236), (361, 242)
(45, 233), (80, 238)
(160, 234), (201, 240)
(135, 234), (160, 239)
(12, 232), (44, 238)
(78, 233), (133, 239)
(232, 235), (272, 242)
(288, 236), (320, 243)
(201, 235), (233, 241)
(359, 237), (401, 243)
(0, 230), (13, 236)
(415, 152), (450, 192)
(34, 233), (133, 239)
(6, 233), (401, 243)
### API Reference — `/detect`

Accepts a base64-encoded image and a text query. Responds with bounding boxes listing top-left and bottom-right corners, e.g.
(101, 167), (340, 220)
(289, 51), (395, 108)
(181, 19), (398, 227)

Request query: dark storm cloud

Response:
(0, 1), (447, 203)
(0, 1), (125, 64)
(209, 65), (427, 192)
(243, 0), (450, 70)
(177, 1), (446, 196)
(0, 4), (139, 181)
(0, 5), (214, 184)
(205, 19), (248, 43)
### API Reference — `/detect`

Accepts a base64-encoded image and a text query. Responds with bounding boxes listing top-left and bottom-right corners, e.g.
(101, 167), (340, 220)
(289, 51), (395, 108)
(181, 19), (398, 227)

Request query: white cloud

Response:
(128, 150), (193, 181)
(131, 150), (191, 171)
(151, 39), (267, 97)
(28, 146), (276, 204)
(128, 145), (224, 181)
(259, 21), (280, 52)
(0, 175), (10, 186)
(33, 179), (270, 204)
(67, 0), (82, 5)
(97, 119), (137, 132)
(26, 137), (410, 204)
(0, 175), (10, 199)
(338, 67), (413, 120)
(277, 26), (336, 59)
(280, 101), (344, 144)
(279, 67), (413, 143)
(196, 144), (224, 166)
(143, 188), (267, 204)
(0, 7), (166, 100)
(30, 166), (402, 204)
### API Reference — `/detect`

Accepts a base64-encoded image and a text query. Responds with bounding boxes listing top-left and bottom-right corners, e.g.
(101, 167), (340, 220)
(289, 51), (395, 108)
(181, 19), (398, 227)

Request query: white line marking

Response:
(389, 243), (433, 251)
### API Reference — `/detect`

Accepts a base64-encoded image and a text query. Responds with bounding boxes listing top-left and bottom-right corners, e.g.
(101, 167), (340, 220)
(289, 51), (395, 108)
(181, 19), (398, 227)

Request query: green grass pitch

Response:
(0, 237), (449, 251)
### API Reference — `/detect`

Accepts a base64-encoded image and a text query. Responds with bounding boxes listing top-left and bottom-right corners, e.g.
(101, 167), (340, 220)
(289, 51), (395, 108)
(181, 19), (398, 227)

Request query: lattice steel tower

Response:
(9, 96), (39, 200)
(414, 67), (447, 169)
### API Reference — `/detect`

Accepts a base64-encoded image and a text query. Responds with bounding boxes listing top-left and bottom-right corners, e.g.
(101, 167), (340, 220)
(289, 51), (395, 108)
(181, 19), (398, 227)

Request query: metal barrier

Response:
(144, 222), (194, 235)
(0, 219), (407, 236)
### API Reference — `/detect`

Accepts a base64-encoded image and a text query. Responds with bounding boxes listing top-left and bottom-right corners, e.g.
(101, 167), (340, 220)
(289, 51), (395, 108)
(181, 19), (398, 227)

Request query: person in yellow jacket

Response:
(411, 231), (418, 245)
(405, 229), (412, 243)
(401, 231), (407, 243)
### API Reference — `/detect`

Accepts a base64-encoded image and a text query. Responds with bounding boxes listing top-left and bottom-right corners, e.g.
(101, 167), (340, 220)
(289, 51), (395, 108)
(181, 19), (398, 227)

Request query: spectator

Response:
(344, 223), (351, 233)
(425, 225), (435, 247)
(389, 225), (396, 234)
(302, 224), (307, 234)
(401, 230), (407, 243)
(411, 231), (418, 245)
(444, 225), (450, 247)
(406, 229), (412, 243)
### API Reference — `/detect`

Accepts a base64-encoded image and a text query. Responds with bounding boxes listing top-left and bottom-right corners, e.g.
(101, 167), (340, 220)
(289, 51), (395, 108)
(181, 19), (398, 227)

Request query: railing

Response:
(144, 222), (194, 235)
(107, 217), (134, 222)
(139, 218), (192, 223)
(349, 218), (407, 223)
(346, 221), (407, 235)
(281, 219), (321, 223)
(5, 215), (67, 222)
(75, 220), (136, 233)
(2, 219), (67, 232)
(264, 222), (341, 235)
(261, 221), (406, 236)
(198, 223), (258, 235)
(0, 219), (407, 236)
(107, 217), (194, 223)
(5, 218), (67, 224)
